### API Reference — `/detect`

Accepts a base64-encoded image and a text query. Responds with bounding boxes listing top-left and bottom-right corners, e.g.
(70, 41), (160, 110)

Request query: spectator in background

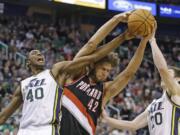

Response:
(0, 14), (179, 135)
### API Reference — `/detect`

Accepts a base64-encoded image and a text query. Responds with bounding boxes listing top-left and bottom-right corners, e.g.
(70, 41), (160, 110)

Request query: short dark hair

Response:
(169, 66), (180, 78)
(95, 52), (120, 67)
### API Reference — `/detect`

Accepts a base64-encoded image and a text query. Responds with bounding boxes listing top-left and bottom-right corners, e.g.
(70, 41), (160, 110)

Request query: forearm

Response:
(92, 33), (125, 62)
(125, 39), (147, 74)
(104, 110), (148, 131)
(112, 39), (148, 89)
(0, 87), (22, 124)
(88, 15), (123, 45)
(75, 15), (124, 58)
(105, 117), (136, 131)
(65, 33), (126, 73)
(0, 97), (22, 124)
(149, 38), (168, 72)
(149, 38), (179, 95)
(103, 39), (147, 104)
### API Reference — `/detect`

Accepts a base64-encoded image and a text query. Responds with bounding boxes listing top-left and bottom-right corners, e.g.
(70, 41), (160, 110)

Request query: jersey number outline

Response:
(150, 112), (163, 129)
(88, 99), (99, 112)
(26, 87), (44, 102)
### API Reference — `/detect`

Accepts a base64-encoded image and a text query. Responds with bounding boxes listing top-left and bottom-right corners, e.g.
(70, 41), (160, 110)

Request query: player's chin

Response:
(36, 62), (45, 67)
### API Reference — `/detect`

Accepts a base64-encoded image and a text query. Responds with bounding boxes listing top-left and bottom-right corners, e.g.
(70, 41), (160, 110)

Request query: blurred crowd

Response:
(0, 15), (179, 135)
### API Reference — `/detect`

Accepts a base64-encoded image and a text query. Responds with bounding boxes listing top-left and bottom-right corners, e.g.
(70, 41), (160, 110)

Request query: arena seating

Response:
(0, 15), (179, 135)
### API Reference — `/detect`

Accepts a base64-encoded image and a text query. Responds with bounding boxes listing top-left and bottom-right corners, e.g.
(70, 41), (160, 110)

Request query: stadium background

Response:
(0, 0), (179, 134)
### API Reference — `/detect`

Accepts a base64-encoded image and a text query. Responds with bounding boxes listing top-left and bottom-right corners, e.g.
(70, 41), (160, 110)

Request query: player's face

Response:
(95, 62), (112, 82)
(28, 50), (45, 68)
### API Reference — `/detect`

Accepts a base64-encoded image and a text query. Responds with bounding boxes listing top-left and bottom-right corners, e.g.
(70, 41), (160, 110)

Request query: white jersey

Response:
(147, 92), (180, 135)
(20, 69), (62, 130)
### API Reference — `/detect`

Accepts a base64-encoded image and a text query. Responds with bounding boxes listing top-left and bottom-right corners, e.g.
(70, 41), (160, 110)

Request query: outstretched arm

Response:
(102, 109), (148, 131)
(51, 12), (133, 79)
(0, 86), (23, 124)
(51, 31), (132, 78)
(103, 36), (150, 105)
(74, 12), (132, 58)
(149, 37), (179, 95)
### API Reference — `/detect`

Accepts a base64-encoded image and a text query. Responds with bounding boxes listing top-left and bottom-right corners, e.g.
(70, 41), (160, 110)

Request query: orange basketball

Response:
(128, 9), (156, 37)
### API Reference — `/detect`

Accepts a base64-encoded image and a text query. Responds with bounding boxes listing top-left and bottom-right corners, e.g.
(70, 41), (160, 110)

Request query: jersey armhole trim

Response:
(20, 82), (24, 101)
(50, 70), (59, 84)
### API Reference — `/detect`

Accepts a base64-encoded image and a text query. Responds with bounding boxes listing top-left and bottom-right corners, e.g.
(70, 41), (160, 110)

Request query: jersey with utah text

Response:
(147, 92), (180, 135)
(20, 69), (62, 132)
(61, 75), (104, 135)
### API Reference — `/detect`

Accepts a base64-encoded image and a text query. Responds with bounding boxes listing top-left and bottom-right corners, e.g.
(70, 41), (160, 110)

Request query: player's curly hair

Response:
(95, 52), (120, 67)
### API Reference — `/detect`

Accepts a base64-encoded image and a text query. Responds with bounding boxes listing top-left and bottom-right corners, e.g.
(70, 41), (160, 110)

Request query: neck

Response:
(30, 66), (44, 75)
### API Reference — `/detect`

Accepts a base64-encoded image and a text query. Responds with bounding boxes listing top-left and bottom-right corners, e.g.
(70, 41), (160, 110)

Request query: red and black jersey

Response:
(60, 75), (104, 135)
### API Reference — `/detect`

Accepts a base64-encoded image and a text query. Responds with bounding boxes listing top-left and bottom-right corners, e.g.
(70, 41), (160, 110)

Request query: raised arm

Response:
(0, 86), (23, 124)
(51, 31), (132, 78)
(102, 109), (148, 131)
(103, 36), (150, 105)
(149, 37), (179, 95)
(74, 11), (132, 58)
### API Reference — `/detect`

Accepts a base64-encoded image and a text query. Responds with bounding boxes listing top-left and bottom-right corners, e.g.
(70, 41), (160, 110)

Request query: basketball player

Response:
(59, 23), (154, 135)
(0, 12), (133, 135)
(102, 24), (180, 135)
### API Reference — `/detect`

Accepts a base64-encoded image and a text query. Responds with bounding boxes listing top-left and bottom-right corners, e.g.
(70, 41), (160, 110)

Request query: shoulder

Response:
(146, 98), (158, 111)
(146, 93), (165, 111)
(21, 75), (33, 83)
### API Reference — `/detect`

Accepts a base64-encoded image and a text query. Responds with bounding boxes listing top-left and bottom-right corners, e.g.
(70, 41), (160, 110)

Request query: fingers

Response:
(122, 12), (131, 22)
(125, 10), (134, 15)
(123, 10), (134, 20)
(149, 21), (157, 39)
(142, 20), (157, 41)
(115, 11), (133, 23)
(124, 30), (136, 40)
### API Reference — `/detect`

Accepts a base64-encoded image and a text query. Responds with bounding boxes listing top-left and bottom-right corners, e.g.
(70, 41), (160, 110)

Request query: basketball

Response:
(128, 9), (156, 37)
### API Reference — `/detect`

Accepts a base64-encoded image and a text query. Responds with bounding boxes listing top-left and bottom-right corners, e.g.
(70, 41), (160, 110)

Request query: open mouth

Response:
(37, 58), (44, 63)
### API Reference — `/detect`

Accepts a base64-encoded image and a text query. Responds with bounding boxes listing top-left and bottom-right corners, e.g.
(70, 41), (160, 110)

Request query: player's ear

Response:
(26, 59), (30, 69)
